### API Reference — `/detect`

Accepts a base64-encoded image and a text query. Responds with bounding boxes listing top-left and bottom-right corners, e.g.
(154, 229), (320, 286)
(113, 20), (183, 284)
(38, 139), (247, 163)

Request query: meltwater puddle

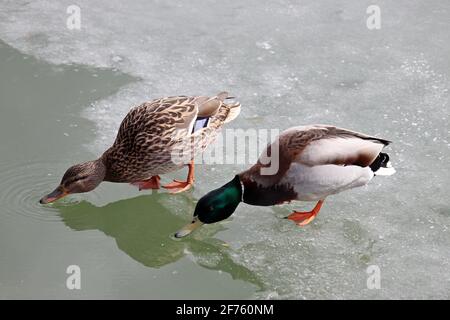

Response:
(0, 39), (262, 298)
(0, 39), (136, 222)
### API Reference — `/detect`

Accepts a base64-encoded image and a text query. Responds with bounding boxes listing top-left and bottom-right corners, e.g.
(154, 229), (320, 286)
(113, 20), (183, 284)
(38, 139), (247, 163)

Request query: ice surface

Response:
(1, 0), (449, 298)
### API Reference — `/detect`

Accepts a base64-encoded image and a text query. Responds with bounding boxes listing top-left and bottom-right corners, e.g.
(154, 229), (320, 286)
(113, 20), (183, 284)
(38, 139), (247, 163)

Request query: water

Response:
(0, 0), (449, 299)
(0, 40), (258, 299)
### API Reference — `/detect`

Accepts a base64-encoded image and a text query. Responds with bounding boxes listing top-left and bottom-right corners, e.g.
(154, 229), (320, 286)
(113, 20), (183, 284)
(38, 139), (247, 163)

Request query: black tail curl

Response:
(369, 152), (390, 172)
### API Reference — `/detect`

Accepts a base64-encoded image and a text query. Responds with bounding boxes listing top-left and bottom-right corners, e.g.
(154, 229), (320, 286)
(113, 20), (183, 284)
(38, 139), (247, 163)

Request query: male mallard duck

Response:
(175, 125), (395, 237)
(40, 92), (240, 204)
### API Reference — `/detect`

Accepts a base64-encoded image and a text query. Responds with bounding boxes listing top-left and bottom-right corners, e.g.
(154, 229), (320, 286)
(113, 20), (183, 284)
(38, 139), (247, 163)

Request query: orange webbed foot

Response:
(162, 180), (194, 194)
(131, 175), (161, 191)
(285, 200), (324, 226)
(286, 211), (318, 226)
(163, 160), (195, 194)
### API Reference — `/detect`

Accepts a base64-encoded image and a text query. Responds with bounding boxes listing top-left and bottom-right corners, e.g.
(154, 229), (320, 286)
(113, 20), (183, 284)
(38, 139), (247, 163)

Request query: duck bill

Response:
(40, 186), (68, 204)
(174, 218), (204, 238)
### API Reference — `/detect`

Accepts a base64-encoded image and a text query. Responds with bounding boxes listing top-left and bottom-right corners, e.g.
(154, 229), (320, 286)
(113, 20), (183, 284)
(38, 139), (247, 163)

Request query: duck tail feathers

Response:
(223, 101), (241, 124)
(370, 152), (396, 176)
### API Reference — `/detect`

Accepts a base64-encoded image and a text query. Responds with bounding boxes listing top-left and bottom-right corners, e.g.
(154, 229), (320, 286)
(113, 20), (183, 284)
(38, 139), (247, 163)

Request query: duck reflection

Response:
(57, 193), (262, 288)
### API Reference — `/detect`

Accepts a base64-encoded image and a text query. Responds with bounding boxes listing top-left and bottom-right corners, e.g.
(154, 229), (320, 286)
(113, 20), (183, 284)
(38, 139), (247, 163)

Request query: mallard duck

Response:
(40, 92), (241, 204)
(175, 125), (395, 237)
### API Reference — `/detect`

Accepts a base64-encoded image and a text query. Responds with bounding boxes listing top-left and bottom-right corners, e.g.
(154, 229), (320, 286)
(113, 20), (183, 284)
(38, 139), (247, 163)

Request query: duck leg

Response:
(285, 200), (324, 226)
(163, 160), (195, 193)
(131, 175), (161, 190)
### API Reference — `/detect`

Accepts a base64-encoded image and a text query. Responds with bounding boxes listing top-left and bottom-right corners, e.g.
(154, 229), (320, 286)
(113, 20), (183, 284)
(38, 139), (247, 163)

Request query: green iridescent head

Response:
(175, 175), (242, 238)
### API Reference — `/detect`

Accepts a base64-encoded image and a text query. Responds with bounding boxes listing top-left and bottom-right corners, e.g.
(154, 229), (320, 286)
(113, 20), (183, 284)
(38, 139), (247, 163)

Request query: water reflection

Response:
(58, 193), (262, 288)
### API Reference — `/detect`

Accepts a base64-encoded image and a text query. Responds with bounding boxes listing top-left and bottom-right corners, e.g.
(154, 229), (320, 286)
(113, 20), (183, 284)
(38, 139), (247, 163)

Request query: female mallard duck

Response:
(40, 92), (240, 204)
(175, 125), (395, 237)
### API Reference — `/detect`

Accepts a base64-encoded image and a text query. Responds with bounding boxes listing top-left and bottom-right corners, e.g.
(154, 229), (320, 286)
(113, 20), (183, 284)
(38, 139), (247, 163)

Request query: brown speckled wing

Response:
(114, 96), (197, 144)
(103, 96), (199, 181)
(102, 93), (239, 182)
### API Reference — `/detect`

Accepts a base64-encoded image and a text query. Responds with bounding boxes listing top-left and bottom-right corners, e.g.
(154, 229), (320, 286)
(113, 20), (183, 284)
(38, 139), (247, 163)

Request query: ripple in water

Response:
(0, 160), (101, 222)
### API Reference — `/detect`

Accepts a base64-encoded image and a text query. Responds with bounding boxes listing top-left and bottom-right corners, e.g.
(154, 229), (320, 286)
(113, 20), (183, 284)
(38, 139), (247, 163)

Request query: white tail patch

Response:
(223, 103), (241, 124)
(375, 161), (396, 176)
